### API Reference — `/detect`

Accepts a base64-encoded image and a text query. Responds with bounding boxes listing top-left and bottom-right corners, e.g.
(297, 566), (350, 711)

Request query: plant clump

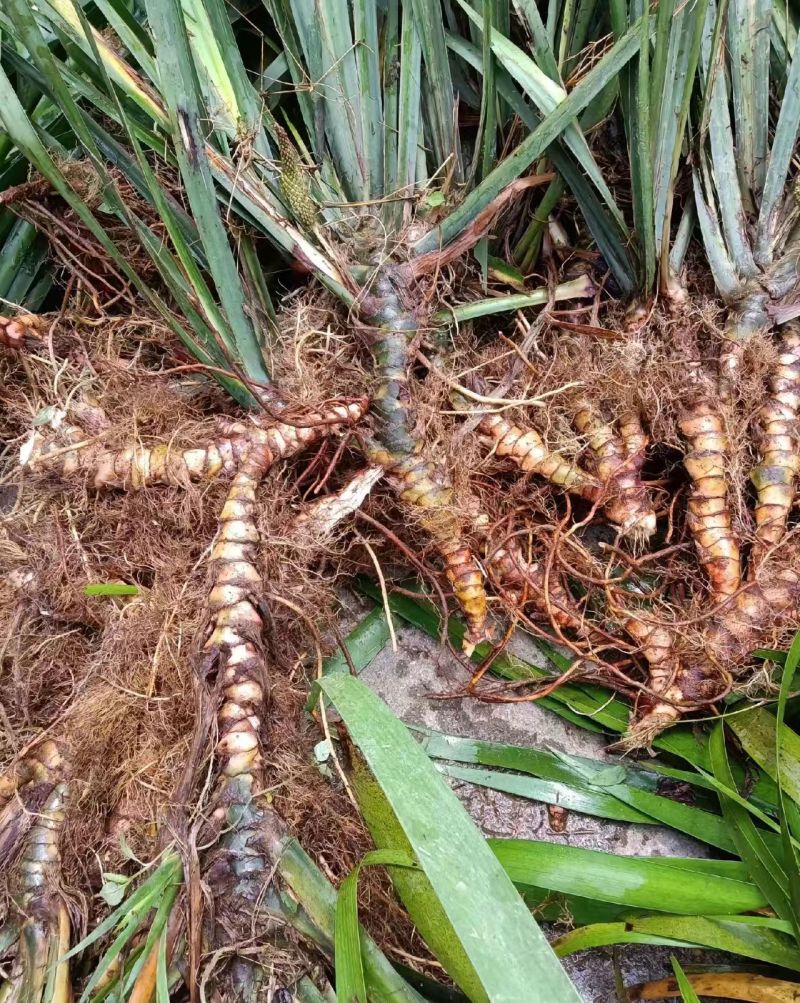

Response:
(2, 0), (800, 998)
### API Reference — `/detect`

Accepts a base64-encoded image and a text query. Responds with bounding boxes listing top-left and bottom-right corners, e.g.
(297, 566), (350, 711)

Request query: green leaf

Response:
(405, 588), (781, 810)
(319, 673), (582, 1003)
(729, 706), (800, 810)
(84, 583), (140, 597)
(0, 219), (51, 304)
(651, 0), (709, 278)
(62, 854), (183, 1002)
(612, 1), (655, 290)
(555, 915), (800, 970)
(698, 0), (756, 278)
(40, 0), (348, 295)
(409, 0), (461, 181)
(310, 606), (393, 712)
(670, 958), (701, 1003)
(433, 275), (593, 323)
(669, 198), (696, 276)
(144, 0), (269, 382)
(425, 191), (446, 209)
(416, 17), (642, 256)
(182, 0), (273, 161)
(394, 0), (422, 224)
(598, 778), (736, 853)
(471, 0), (497, 291)
(437, 763), (652, 825)
(727, 0), (771, 200)
(354, 578), (629, 732)
(692, 167), (741, 297)
(335, 865), (367, 1003)
(88, 0), (156, 78)
(273, 0), (365, 200)
(418, 728), (646, 798)
(335, 849), (416, 1003)
(511, 0), (560, 81)
(709, 723), (793, 925)
(589, 766), (627, 787)
(40, 0), (167, 123)
(354, 0), (383, 197)
(754, 647), (789, 665)
(490, 839), (766, 915)
(770, 1), (798, 94)
(321, 607), (392, 677)
(264, 823), (424, 1002)
(72, 4), (259, 402)
(669, 954), (701, 1003)
(774, 630), (800, 946)
(418, 727), (736, 846)
(553, 752), (738, 853)
(1, 4), (255, 404)
(354, 579), (746, 781)
(485, 255), (527, 291)
(98, 873), (131, 908)
(63, 855), (182, 963)
(446, 32), (636, 291)
(119, 869), (181, 997)
(155, 926), (170, 1003)
(382, 0), (401, 228)
(455, 0), (628, 238)
(755, 27), (800, 262)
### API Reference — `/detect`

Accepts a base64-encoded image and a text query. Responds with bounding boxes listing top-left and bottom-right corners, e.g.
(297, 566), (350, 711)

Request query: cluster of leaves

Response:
(329, 589), (800, 1000)
(0, 0), (798, 337)
(0, 0), (653, 363)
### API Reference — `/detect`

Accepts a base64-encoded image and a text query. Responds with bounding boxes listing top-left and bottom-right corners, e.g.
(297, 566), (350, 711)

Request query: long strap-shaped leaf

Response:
(67, 7), (253, 380)
(651, 0), (708, 275)
(89, 0), (157, 81)
(490, 838), (766, 916)
(755, 25), (800, 264)
(709, 723), (795, 929)
(692, 165), (741, 297)
(408, 0), (462, 182)
(556, 914), (800, 971)
(34, 0), (349, 296)
(181, 0), (274, 164)
(729, 703), (800, 820)
(456, 0), (628, 238)
(512, 0), (560, 81)
(0, 2), (254, 404)
(727, 0), (770, 200)
(610, 0), (655, 290)
(280, 0), (367, 201)
(354, 0), (383, 197)
(446, 32), (636, 293)
(396, 0), (422, 220)
(698, 0), (756, 279)
(414, 15), (642, 255)
(144, 0), (268, 382)
(320, 673), (583, 1003)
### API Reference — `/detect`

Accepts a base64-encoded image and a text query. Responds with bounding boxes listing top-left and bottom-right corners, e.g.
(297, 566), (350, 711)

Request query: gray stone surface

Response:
(357, 618), (713, 1003)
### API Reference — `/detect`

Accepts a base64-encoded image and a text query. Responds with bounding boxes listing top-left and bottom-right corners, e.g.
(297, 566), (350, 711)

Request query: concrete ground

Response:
(355, 611), (716, 1003)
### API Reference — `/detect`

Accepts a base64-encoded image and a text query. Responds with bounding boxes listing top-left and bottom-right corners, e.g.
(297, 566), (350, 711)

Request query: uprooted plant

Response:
(2, 0), (800, 999)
